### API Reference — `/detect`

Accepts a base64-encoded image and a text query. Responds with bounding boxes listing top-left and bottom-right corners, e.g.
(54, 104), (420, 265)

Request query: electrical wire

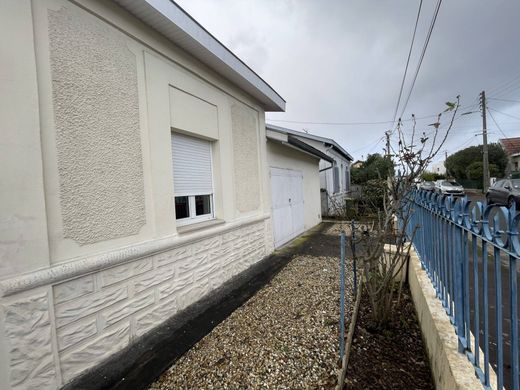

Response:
(349, 136), (386, 154)
(391, 0), (423, 127)
(488, 97), (520, 104)
(487, 108), (509, 138)
(397, 0), (443, 121)
(267, 114), (438, 126)
(487, 75), (520, 96)
(488, 107), (520, 121)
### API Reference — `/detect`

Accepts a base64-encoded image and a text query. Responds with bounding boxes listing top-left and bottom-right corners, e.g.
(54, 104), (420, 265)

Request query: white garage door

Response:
(270, 167), (305, 248)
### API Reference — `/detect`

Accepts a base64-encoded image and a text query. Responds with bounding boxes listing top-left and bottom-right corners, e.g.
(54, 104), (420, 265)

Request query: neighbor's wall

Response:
(0, 0), (273, 388)
(266, 140), (322, 230)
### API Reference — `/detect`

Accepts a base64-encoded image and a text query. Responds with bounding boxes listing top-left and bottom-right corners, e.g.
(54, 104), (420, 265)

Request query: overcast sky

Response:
(176, 0), (520, 163)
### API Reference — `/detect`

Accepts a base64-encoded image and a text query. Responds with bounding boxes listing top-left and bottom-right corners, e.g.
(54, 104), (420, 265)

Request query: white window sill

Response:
(176, 219), (225, 235)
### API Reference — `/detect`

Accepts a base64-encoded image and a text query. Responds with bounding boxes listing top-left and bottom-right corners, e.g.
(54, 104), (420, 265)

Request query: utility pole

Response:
(445, 150), (449, 177)
(480, 90), (490, 192)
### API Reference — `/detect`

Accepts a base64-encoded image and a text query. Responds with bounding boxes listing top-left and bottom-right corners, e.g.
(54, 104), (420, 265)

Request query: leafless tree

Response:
(350, 96), (460, 326)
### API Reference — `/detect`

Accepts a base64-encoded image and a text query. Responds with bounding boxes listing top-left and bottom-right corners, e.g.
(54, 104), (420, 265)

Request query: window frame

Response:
(175, 193), (215, 226)
(171, 131), (216, 227)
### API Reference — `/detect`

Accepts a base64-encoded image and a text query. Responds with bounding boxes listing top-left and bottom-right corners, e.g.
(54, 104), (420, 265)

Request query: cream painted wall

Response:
(0, 1), (275, 388)
(266, 141), (322, 230)
(20, 0), (270, 264)
(0, 0), (50, 279)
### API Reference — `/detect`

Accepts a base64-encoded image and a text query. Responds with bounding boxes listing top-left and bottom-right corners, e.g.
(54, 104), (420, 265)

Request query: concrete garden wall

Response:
(407, 246), (496, 389)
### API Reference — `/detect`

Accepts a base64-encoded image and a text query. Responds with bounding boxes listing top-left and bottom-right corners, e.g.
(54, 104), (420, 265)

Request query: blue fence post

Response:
(508, 203), (519, 390)
(482, 238), (490, 387)
(339, 231), (346, 360)
(407, 190), (520, 389)
(351, 220), (357, 293)
(493, 213), (504, 390)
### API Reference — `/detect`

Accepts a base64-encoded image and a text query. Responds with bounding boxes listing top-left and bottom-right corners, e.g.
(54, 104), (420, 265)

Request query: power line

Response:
(488, 97), (520, 104)
(267, 100), (478, 127)
(350, 136), (385, 154)
(488, 106), (520, 121)
(398, 0), (443, 121)
(447, 135), (477, 153)
(487, 108), (509, 138)
(486, 71), (520, 97)
(391, 0), (423, 126)
(267, 114), (438, 126)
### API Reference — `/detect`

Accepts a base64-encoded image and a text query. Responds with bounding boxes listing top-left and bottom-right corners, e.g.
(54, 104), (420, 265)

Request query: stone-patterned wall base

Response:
(1, 219), (271, 389)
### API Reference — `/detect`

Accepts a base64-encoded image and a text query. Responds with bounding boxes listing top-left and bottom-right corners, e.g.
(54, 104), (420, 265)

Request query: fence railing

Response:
(407, 190), (520, 390)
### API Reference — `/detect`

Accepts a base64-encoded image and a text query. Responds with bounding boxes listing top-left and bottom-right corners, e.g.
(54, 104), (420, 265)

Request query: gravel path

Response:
(149, 224), (355, 389)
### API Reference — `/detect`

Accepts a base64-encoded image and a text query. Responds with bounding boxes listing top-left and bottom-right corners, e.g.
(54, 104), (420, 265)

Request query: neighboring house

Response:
(265, 127), (333, 248)
(266, 124), (353, 217)
(500, 137), (520, 177)
(0, 1), (285, 389)
(430, 161), (447, 175)
(352, 160), (364, 169)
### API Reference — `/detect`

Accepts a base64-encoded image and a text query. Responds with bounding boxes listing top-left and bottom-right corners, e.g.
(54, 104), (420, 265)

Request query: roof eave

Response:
(266, 123), (353, 161)
(112, 0), (285, 112)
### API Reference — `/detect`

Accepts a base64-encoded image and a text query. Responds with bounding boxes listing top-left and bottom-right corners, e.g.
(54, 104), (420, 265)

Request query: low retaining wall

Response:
(407, 247), (496, 389)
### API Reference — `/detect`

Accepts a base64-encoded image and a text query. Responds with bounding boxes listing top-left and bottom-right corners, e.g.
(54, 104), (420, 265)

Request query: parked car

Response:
(419, 181), (435, 192)
(486, 178), (520, 208)
(434, 180), (465, 196)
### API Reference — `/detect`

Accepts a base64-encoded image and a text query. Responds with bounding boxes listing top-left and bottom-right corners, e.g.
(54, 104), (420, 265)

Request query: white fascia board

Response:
(113, 0), (285, 112)
(266, 123), (353, 161)
(266, 129), (288, 143)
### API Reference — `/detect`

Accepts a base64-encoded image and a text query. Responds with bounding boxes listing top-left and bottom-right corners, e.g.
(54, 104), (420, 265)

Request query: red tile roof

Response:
(500, 137), (520, 155)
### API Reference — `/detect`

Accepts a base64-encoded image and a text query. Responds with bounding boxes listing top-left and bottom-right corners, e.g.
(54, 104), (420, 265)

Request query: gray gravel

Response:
(149, 225), (355, 389)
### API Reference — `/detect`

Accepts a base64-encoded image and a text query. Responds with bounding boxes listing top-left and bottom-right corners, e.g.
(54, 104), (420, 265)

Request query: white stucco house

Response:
(265, 126), (334, 248)
(266, 125), (353, 217)
(430, 161), (447, 175)
(0, 1), (303, 388)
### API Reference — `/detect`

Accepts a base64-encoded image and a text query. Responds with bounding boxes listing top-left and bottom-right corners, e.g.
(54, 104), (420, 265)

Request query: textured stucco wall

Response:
(231, 104), (261, 213)
(48, 7), (145, 245)
(1, 219), (270, 388)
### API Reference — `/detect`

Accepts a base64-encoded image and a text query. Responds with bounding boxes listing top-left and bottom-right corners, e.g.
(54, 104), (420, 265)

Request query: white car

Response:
(434, 180), (465, 196)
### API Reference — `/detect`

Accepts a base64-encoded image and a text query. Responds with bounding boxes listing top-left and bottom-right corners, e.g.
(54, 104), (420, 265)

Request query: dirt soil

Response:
(345, 286), (434, 390)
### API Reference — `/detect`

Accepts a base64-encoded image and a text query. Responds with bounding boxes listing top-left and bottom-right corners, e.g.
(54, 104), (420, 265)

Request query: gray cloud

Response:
(176, 0), (520, 163)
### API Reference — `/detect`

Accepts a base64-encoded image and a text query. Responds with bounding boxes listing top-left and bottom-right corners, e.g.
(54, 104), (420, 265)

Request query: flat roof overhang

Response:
(112, 0), (285, 112)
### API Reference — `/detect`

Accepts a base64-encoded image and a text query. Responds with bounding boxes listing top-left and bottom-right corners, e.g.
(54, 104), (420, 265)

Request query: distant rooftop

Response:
(500, 137), (520, 155)
(113, 0), (285, 111)
(266, 123), (353, 161)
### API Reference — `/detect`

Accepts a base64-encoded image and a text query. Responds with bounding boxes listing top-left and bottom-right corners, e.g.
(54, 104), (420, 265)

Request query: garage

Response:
(270, 167), (305, 248)
(266, 124), (334, 248)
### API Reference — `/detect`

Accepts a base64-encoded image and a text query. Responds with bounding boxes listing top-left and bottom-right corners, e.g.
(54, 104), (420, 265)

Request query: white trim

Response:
(112, 0), (285, 111)
(0, 214), (270, 297)
(175, 194), (214, 226)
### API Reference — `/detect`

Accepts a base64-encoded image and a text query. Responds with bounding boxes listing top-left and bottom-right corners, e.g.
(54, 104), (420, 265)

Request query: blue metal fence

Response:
(407, 190), (520, 390)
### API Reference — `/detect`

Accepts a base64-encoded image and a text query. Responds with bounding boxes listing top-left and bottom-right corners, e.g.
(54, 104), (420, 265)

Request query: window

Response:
(333, 165), (340, 193)
(171, 132), (214, 225)
(345, 167), (350, 192)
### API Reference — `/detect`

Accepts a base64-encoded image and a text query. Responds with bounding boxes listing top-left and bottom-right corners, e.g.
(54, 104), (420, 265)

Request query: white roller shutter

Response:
(171, 132), (213, 195)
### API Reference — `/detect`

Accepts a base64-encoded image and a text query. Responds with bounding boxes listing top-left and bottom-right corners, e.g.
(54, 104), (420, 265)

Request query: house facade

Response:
(0, 1), (285, 388)
(500, 137), (520, 177)
(430, 161), (447, 175)
(266, 125), (353, 217)
(265, 127), (334, 248)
